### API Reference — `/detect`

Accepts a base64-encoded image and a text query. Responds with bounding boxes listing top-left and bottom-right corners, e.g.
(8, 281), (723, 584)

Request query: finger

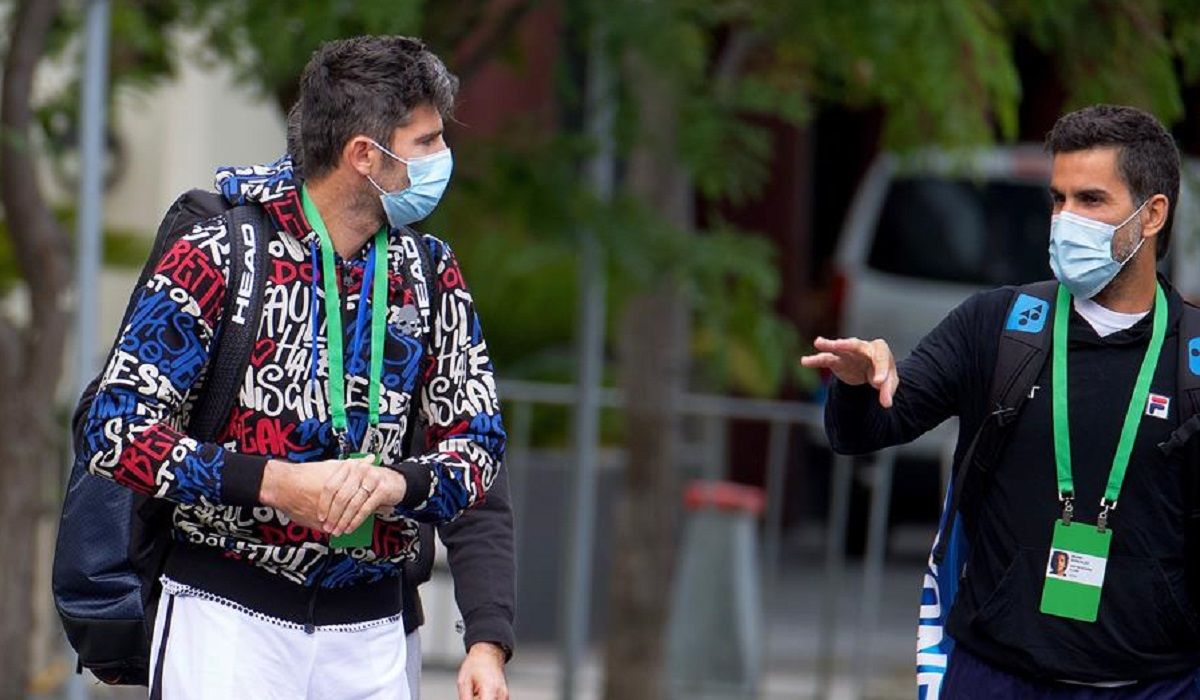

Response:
(877, 366), (893, 408)
(479, 681), (504, 700)
(336, 483), (382, 537)
(325, 469), (365, 533)
(812, 336), (848, 352)
(456, 676), (473, 700)
(820, 337), (870, 354)
(880, 367), (900, 409)
(868, 340), (893, 387)
(332, 467), (378, 534)
(318, 461), (352, 522)
(800, 352), (842, 369)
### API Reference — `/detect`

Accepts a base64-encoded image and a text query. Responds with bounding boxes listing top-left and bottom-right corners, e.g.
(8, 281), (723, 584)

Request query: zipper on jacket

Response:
(304, 553), (333, 634)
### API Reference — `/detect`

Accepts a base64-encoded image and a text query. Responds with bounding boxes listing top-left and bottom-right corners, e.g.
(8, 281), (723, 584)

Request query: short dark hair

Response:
(297, 36), (458, 180)
(1045, 104), (1181, 259)
(286, 101), (304, 176)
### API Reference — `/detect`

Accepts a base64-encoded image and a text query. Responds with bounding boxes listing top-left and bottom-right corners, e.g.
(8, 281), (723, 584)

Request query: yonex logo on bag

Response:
(1005, 294), (1049, 334)
(1189, 337), (1200, 376)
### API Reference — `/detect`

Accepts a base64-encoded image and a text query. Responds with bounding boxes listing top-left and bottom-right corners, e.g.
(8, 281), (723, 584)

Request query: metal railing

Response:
(495, 379), (951, 699)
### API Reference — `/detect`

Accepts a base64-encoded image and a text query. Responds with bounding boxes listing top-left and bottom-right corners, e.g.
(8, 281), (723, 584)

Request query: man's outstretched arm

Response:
(802, 292), (993, 455)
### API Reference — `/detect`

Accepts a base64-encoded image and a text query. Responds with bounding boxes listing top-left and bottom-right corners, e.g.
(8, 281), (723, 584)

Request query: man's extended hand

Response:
(801, 336), (899, 408)
(457, 642), (508, 700)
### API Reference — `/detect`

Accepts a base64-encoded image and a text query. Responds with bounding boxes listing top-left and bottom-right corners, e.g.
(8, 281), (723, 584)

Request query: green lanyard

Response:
(302, 185), (390, 456)
(1051, 282), (1167, 529)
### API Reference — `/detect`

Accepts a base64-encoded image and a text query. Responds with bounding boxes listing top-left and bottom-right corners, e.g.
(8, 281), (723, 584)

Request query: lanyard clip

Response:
(361, 425), (384, 456)
(1060, 493), (1074, 525)
(336, 430), (354, 459)
(1098, 499), (1116, 534)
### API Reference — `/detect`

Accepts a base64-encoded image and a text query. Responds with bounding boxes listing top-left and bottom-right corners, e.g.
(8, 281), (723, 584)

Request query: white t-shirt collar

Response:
(1073, 296), (1149, 338)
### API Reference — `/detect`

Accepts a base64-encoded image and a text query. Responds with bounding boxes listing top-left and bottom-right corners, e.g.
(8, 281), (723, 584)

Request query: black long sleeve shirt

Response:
(825, 283), (1200, 682)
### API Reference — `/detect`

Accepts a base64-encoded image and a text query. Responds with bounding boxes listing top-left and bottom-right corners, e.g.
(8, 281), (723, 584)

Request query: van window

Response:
(867, 177), (1052, 285)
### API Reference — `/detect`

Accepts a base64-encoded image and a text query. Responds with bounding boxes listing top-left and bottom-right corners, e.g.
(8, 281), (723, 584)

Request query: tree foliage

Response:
(20, 0), (1200, 401)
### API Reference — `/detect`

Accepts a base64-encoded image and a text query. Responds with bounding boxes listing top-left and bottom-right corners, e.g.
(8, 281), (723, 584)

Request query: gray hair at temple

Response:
(287, 102), (305, 179)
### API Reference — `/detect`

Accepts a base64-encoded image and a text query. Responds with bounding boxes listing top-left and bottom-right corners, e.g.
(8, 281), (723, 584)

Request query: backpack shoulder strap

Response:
(987, 279), (1059, 420)
(933, 280), (1058, 562)
(1177, 301), (1200, 422)
(401, 226), (441, 330)
(187, 204), (272, 442)
(396, 226), (441, 458)
(72, 190), (231, 443)
(1162, 300), (1200, 457)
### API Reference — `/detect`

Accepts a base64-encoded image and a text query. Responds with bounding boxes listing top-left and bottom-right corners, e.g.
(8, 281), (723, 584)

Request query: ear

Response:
(1140, 193), (1170, 240)
(342, 136), (379, 178)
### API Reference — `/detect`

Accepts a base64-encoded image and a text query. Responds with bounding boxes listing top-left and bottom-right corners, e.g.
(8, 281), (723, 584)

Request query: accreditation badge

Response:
(329, 452), (382, 550)
(1039, 520), (1112, 622)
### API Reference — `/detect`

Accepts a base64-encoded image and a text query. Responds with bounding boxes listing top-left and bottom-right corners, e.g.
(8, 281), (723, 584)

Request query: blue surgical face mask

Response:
(1048, 200), (1148, 299)
(366, 140), (454, 227)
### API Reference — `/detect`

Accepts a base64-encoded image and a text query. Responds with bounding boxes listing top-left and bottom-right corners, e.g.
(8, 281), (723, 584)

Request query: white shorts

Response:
(148, 587), (410, 700)
(405, 631), (422, 700)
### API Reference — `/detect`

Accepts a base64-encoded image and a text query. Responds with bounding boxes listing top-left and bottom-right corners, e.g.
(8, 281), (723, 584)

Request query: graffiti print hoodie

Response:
(79, 156), (505, 628)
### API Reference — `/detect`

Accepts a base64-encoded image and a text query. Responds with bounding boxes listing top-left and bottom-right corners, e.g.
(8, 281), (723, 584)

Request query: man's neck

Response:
(1091, 256), (1157, 314)
(306, 176), (381, 259)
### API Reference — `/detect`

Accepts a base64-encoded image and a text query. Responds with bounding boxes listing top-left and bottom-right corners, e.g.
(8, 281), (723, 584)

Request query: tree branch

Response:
(429, 1), (492, 55)
(456, 0), (538, 84)
(712, 27), (762, 100)
(0, 0), (71, 393)
(0, 314), (20, 388)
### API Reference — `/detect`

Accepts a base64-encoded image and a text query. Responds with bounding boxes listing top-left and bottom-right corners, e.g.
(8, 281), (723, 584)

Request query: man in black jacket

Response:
(803, 105), (1200, 697)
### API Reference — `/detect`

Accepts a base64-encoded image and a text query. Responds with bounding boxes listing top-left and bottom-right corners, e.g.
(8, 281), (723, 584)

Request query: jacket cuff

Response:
(220, 451), (268, 507)
(391, 461), (434, 510)
(462, 606), (515, 662)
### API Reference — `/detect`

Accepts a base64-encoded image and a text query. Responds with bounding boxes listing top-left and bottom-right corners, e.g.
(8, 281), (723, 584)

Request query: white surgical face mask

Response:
(365, 140), (454, 227)
(1048, 200), (1148, 299)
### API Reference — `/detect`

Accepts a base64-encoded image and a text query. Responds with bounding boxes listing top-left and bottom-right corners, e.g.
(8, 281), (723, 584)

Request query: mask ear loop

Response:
(1117, 198), (1150, 229)
(365, 173), (388, 196)
(1118, 235), (1146, 266)
(366, 140), (413, 195)
(367, 138), (409, 164)
(1116, 199), (1151, 265)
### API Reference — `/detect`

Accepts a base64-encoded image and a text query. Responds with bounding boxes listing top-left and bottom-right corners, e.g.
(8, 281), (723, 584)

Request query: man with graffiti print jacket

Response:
(280, 97), (515, 700)
(79, 36), (506, 699)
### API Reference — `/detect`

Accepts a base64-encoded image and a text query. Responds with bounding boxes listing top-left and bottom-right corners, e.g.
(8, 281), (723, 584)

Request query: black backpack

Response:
(53, 191), (271, 685)
(53, 189), (439, 684)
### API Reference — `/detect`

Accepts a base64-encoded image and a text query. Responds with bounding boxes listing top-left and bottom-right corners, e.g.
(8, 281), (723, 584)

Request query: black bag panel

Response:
(58, 613), (151, 686)
(52, 471), (144, 620)
(54, 193), (267, 685)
